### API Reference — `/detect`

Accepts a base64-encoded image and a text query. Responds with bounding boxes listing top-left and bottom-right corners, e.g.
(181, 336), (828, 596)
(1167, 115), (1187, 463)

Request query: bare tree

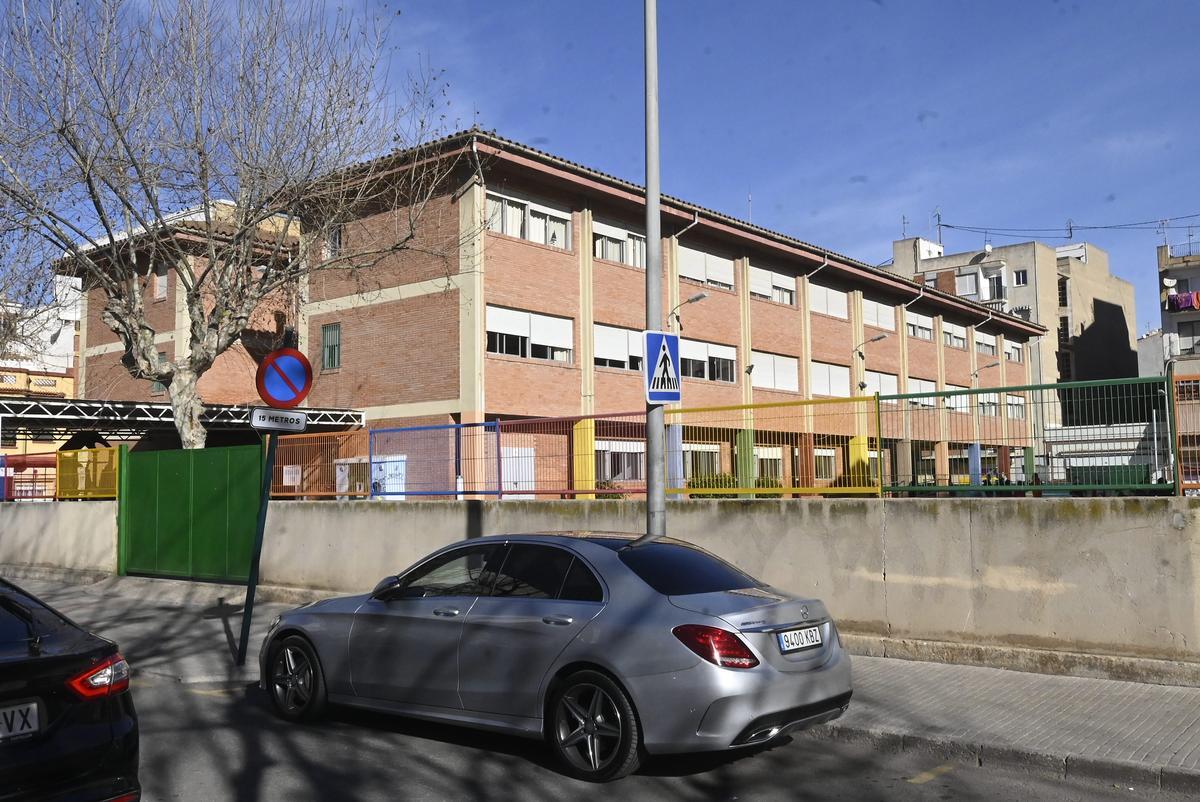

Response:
(0, 0), (462, 447)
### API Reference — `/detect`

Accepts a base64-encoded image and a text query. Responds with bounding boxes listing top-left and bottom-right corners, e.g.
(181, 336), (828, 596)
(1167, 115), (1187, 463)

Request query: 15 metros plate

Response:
(777, 626), (823, 654)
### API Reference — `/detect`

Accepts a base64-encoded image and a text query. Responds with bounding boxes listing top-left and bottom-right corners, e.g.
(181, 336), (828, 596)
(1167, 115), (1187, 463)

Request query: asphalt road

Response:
(15, 575), (1192, 801)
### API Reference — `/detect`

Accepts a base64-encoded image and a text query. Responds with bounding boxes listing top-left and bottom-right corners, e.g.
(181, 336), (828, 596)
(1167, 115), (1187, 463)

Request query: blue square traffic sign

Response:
(644, 330), (681, 404)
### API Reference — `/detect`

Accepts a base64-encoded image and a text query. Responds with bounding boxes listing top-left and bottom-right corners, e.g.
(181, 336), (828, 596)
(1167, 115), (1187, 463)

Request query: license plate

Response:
(0, 701), (39, 743)
(777, 626), (823, 653)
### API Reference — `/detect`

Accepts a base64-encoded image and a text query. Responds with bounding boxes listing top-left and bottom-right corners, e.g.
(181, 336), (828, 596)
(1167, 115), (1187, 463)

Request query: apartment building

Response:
(75, 130), (1044, 483)
(1156, 242), (1200, 367)
(889, 238), (1137, 387)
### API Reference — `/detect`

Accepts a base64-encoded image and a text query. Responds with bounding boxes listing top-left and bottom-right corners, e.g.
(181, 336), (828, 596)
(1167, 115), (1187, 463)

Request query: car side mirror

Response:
(371, 575), (402, 600)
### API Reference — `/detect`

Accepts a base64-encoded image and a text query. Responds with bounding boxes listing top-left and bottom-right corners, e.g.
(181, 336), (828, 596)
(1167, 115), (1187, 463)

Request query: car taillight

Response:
(67, 653), (130, 699)
(672, 624), (759, 669)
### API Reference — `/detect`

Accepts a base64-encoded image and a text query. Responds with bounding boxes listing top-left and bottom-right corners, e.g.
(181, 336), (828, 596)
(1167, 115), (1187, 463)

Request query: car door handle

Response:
(433, 607), (461, 617)
(542, 615), (574, 626)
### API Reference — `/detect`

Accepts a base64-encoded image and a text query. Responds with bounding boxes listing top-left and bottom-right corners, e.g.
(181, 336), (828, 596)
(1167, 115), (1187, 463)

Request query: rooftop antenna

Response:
(901, 214), (908, 238)
(748, 190), (752, 225)
(934, 206), (943, 244)
(1066, 218), (1074, 240)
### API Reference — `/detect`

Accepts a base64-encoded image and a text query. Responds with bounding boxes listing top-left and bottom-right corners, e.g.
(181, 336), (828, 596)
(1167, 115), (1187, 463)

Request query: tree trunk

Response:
(169, 368), (207, 449)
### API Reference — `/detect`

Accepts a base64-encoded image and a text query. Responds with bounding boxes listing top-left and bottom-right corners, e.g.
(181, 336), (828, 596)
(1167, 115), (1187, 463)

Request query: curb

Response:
(801, 722), (1200, 791)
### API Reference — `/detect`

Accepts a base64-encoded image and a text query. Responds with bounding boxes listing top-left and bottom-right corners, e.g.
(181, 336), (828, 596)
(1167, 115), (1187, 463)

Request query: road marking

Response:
(187, 687), (238, 698)
(907, 763), (955, 785)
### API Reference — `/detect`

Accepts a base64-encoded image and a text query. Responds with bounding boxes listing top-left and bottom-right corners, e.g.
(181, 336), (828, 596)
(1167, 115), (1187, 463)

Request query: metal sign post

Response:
(641, 0), (666, 545)
(237, 347), (313, 667)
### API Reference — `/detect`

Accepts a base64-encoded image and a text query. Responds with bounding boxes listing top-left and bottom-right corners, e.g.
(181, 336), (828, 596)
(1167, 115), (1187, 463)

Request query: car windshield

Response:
(604, 541), (762, 597)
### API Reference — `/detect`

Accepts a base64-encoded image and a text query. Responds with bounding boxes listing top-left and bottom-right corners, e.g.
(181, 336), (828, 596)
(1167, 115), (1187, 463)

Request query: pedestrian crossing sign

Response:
(643, 330), (681, 404)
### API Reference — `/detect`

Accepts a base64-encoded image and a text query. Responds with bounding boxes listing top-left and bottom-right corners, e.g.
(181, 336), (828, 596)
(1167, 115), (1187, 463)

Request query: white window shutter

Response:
(592, 220), (630, 240)
(775, 355), (799, 391)
(749, 266), (773, 297)
(680, 338), (708, 361)
(486, 305), (529, 337)
(706, 254), (735, 286)
(810, 363), (830, 396)
(707, 343), (736, 362)
(750, 351), (774, 388)
(594, 324), (628, 361)
(530, 313), (573, 348)
(828, 288), (848, 319)
(628, 330), (644, 358)
(830, 364), (851, 397)
(678, 245), (707, 282)
(772, 272), (796, 293)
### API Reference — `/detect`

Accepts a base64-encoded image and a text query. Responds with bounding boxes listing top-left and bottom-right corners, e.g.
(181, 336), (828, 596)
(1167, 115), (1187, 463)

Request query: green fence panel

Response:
(118, 444), (263, 583)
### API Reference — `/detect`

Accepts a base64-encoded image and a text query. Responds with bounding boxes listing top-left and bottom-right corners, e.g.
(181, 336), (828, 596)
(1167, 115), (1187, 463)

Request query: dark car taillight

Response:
(672, 624), (759, 669)
(67, 653), (130, 699)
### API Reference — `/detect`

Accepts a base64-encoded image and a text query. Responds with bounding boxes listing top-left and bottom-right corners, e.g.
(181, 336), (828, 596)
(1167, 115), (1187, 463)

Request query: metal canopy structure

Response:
(0, 396), (364, 440)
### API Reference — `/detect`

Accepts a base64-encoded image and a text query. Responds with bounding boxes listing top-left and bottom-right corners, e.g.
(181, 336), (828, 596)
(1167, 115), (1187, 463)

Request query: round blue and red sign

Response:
(256, 348), (313, 409)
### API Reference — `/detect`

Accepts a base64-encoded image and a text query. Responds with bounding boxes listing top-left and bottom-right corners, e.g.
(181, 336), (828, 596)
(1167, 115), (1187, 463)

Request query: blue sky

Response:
(392, 0), (1199, 333)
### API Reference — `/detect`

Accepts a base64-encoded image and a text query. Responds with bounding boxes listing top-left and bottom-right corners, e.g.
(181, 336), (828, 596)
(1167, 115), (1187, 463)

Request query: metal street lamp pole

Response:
(644, 0), (665, 541)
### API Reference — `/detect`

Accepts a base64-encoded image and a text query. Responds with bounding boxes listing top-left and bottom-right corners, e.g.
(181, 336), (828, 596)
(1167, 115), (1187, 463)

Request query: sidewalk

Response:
(808, 654), (1200, 793)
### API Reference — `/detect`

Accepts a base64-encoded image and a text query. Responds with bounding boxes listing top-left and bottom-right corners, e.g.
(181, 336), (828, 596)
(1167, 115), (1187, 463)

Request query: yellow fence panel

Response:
(55, 447), (120, 499)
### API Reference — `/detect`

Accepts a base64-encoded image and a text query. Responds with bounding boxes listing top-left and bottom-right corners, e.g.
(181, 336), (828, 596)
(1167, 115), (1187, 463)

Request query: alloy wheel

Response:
(554, 682), (625, 773)
(271, 644), (314, 715)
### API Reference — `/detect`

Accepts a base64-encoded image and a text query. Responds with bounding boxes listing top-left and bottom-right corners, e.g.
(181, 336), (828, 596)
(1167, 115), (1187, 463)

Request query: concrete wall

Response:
(0, 501), (117, 574)
(259, 497), (1200, 666)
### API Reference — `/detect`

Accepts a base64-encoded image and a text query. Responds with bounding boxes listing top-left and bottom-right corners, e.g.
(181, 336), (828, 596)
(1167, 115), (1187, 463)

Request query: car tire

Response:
(267, 635), (327, 723)
(548, 669), (641, 782)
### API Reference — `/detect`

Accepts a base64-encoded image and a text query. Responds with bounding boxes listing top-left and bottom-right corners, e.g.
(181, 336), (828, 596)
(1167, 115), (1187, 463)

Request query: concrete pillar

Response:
(576, 210), (596, 499)
(458, 181), (488, 497)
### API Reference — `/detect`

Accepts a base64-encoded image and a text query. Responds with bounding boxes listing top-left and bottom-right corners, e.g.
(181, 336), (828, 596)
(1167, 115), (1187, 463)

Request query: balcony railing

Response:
(981, 298), (1007, 313)
(1170, 241), (1200, 259)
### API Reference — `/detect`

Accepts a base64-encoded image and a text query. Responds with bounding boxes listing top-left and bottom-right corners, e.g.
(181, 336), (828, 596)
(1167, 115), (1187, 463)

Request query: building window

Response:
(1057, 316), (1071, 349)
(153, 264), (168, 301)
(944, 384), (969, 412)
(943, 322), (967, 349)
(813, 447), (836, 481)
(862, 299), (896, 331)
(680, 339), (736, 383)
(321, 323), (342, 370)
(749, 265), (797, 306)
(908, 377), (937, 408)
(809, 361), (851, 397)
(593, 323), (643, 371)
(486, 305), (573, 364)
(923, 274), (938, 289)
(750, 351), (799, 392)
(956, 272), (979, 299)
(1006, 342), (1023, 362)
(1013, 269), (1028, 287)
(683, 444), (720, 479)
(979, 393), (1000, 417)
(708, 354), (736, 383)
(678, 245), (734, 290)
(1057, 350), (1073, 379)
(1058, 277), (1069, 307)
(975, 331), (997, 356)
(327, 225), (343, 259)
(486, 191), (571, 250)
(906, 312), (933, 341)
(863, 370), (898, 396)
(150, 350), (167, 395)
(754, 446), (783, 480)
(1178, 278), (1192, 294)
(594, 440), (645, 482)
(0, 428), (14, 448)
(592, 221), (645, 268)
(985, 271), (1005, 301)
(1007, 394), (1026, 420)
(680, 357), (707, 379)
(1180, 321), (1200, 356)
(809, 282), (849, 318)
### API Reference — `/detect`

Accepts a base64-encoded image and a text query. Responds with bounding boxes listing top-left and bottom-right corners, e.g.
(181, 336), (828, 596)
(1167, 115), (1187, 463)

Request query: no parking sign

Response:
(255, 347), (313, 409)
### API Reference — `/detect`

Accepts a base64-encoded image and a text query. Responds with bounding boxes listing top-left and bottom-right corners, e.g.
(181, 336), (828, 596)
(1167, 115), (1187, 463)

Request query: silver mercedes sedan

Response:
(259, 532), (852, 781)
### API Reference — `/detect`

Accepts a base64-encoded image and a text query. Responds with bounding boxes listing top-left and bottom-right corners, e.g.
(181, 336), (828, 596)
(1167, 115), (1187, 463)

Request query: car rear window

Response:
(615, 542), (761, 596)
(0, 586), (72, 643)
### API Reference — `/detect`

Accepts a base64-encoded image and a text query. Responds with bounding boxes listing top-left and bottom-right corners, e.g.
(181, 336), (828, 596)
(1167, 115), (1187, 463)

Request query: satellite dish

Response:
(1164, 277), (1178, 288)
(984, 242), (993, 256)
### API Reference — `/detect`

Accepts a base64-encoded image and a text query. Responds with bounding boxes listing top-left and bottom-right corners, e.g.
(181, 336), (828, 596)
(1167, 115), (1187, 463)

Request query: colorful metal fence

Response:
(1173, 375), (1200, 493)
(272, 431), (371, 498)
(55, 447), (121, 499)
(261, 376), (1175, 501)
(0, 453), (57, 500)
(881, 376), (1172, 494)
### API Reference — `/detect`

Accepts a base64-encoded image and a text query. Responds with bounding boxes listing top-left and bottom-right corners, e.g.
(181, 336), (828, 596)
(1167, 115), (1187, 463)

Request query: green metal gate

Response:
(118, 444), (263, 582)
